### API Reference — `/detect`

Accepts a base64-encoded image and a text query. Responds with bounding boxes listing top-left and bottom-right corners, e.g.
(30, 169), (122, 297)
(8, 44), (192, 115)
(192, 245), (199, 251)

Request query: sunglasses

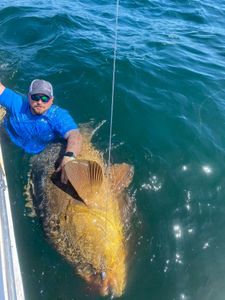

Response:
(31, 94), (51, 103)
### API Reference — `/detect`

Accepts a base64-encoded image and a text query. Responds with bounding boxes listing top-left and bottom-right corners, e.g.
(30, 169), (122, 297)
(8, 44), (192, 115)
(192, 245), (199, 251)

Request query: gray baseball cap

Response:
(29, 79), (53, 98)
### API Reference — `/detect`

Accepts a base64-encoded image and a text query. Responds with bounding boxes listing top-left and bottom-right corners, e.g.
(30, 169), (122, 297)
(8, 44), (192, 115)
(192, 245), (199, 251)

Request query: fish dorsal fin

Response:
(64, 159), (103, 203)
(109, 163), (134, 193)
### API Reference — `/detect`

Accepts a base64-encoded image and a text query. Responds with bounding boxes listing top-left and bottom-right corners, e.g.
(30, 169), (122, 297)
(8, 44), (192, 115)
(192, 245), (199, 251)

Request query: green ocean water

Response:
(1, 1), (225, 299)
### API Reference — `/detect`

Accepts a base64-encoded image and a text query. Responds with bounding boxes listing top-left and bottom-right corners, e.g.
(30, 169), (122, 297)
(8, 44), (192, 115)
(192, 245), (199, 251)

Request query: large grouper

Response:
(26, 126), (134, 297)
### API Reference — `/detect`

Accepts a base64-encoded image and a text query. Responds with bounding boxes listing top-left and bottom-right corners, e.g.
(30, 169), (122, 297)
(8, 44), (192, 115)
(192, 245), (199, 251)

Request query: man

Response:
(0, 79), (82, 183)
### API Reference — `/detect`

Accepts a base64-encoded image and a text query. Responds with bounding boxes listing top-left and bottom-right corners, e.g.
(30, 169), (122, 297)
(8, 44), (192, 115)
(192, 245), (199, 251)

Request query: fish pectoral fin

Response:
(64, 159), (103, 202)
(110, 163), (134, 193)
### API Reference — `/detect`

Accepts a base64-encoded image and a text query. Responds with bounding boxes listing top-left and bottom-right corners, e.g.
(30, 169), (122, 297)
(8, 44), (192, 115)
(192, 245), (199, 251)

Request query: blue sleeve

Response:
(53, 107), (78, 138)
(0, 88), (24, 113)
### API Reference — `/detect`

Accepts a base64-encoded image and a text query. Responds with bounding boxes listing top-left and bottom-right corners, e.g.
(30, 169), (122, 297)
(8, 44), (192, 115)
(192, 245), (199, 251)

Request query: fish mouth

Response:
(85, 272), (124, 298)
(100, 279), (118, 298)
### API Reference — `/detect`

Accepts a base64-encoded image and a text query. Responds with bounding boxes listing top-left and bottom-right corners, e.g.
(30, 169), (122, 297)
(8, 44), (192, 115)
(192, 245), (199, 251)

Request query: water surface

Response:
(1, 1), (225, 299)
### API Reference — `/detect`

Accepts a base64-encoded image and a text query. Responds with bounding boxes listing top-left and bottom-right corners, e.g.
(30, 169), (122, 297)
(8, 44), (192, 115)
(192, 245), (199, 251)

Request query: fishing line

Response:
(107, 0), (120, 171)
(198, 89), (222, 135)
(101, 0), (120, 281)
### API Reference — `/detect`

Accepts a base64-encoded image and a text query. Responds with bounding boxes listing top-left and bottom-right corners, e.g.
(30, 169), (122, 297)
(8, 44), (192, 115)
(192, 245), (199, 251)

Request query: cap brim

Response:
(29, 89), (52, 98)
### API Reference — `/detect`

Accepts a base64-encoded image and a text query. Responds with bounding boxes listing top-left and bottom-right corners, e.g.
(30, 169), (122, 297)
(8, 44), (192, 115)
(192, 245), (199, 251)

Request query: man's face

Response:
(29, 94), (53, 115)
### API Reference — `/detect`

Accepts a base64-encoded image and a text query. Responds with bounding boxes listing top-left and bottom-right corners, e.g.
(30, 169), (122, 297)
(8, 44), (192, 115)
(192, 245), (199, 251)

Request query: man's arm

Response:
(64, 129), (82, 156)
(0, 83), (6, 95)
(57, 129), (83, 184)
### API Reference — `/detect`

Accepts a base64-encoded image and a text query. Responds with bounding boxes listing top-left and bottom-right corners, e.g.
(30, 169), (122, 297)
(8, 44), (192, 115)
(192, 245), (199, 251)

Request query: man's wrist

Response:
(64, 151), (76, 158)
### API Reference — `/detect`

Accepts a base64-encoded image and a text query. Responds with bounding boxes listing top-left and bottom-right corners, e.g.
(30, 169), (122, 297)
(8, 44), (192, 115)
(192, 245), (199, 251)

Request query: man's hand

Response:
(56, 156), (75, 184)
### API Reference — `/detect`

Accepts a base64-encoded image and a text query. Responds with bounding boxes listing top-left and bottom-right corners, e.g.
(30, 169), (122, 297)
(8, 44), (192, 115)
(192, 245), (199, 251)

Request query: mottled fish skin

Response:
(29, 132), (134, 298)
